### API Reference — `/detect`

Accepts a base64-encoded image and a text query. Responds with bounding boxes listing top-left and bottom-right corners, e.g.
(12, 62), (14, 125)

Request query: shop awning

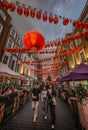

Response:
(58, 64), (88, 82)
(0, 63), (21, 78)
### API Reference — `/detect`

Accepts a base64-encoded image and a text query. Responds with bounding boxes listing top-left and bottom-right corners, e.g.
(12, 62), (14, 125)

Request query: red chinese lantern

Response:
(17, 5), (23, 15)
(24, 8), (29, 17)
(1, 0), (9, 10)
(61, 39), (65, 44)
(85, 23), (88, 29)
(43, 12), (47, 22)
(54, 15), (58, 24)
(78, 22), (84, 28)
(82, 31), (88, 37)
(24, 30), (45, 51)
(30, 8), (36, 18)
(72, 20), (79, 27)
(36, 10), (42, 20)
(47, 44), (50, 47)
(49, 14), (53, 23)
(9, 2), (15, 12)
(76, 34), (80, 39)
(63, 18), (69, 25)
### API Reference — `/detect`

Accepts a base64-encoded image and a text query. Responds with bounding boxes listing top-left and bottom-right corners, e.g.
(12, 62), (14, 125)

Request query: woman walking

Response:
(47, 84), (57, 129)
(41, 86), (48, 119)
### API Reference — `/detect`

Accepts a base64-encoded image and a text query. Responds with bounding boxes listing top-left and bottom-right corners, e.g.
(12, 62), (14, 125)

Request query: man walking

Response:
(32, 83), (41, 122)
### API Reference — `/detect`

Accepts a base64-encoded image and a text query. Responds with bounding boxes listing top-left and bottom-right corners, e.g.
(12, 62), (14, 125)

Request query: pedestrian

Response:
(47, 84), (57, 129)
(31, 83), (41, 122)
(41, 86), (48, 119)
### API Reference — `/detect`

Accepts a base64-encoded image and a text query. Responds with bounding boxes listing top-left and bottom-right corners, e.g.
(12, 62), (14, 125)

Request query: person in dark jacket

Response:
(47, 84), (57, 129)
(32, 83), (41, 122)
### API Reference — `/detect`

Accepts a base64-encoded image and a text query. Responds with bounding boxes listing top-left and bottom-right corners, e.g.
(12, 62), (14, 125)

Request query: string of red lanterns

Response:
(4, 47), (80, 63)
(4, 47), (79, 54)
(44, 30), (88, 48)
(4, 47), (79, 64)
(4, 29), (88, 54)
(31, 67), (61, 75)
(1, 0), (88, 28)
(20, 61), (66, 67)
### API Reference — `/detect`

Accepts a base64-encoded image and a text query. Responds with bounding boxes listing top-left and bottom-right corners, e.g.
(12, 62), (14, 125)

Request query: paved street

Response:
(1, 98), (79, 130)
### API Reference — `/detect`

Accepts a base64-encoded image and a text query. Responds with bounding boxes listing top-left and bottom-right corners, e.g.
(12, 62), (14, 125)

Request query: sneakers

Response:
(44, 116), (47, 120)
(51, 125), (55, 129)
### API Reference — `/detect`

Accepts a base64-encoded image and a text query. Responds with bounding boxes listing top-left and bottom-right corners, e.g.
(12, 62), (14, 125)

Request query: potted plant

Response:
(76, 84), (87, 104)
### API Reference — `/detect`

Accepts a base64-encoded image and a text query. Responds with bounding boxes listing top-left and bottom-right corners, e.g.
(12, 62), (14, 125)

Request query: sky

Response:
(8, 0), (87, 42)
(7, 0), (87, 61)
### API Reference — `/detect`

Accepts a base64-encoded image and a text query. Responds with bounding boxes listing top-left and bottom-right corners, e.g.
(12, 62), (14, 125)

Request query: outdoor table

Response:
(78, 103), (88, 130)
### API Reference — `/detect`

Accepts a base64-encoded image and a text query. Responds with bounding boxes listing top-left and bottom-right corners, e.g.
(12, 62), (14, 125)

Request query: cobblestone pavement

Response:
(1, 98), (79, 130)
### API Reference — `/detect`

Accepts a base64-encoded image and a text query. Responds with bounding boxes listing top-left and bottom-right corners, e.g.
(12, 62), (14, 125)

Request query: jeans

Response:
(42, 98), (48, 117)
(32, 101), (39, 118)
(50, 103), (56, 125)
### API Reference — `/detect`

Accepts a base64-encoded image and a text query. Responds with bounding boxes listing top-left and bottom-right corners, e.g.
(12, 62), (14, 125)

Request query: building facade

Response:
(61, 1), (88, 75)
(0, 2), (11, 60)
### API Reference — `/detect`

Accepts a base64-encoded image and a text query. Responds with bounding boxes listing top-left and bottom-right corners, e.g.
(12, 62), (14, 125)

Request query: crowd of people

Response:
(31, 82), (57, 129)
(0, 85), (30, 103)
(0, 80), (77, 129)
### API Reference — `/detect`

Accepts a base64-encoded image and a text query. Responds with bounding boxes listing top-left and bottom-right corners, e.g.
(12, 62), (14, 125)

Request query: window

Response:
(10, 28), (16, 38)
(16, 63), (20, 73)
(16, 36), (20, 44)
(0, 10), (6, 21)
(18, 53), (22, 59)
(3, 55), (9, 64)
(7, 39), (14, 48)
(70, 42), (75, 49)
(0, 23), (3, 34)
(24, 57), (26, 61)
(75, 39), (81, 47)
(80, 52), (85, 63)
(24, 68), (28, 75)
(23, 67), (25, 74)
(72, 54), (76, 65)
(20, 41), (23, 47)
(10, 60), (15, 70)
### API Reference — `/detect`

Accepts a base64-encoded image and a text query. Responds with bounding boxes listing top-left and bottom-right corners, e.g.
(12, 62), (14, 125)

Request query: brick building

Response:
(0, 2), (11, 60)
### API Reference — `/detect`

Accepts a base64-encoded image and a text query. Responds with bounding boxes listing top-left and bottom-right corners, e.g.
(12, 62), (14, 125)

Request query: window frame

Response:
(6, 38), (14, 48)
(10, 59), (15, 70)
(79, 49), (86, 63)
(10, 28), (16, 38)
(0, 23), (3, 35)
(3, 55), (9, 65)
(0, 10), (6, 21)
